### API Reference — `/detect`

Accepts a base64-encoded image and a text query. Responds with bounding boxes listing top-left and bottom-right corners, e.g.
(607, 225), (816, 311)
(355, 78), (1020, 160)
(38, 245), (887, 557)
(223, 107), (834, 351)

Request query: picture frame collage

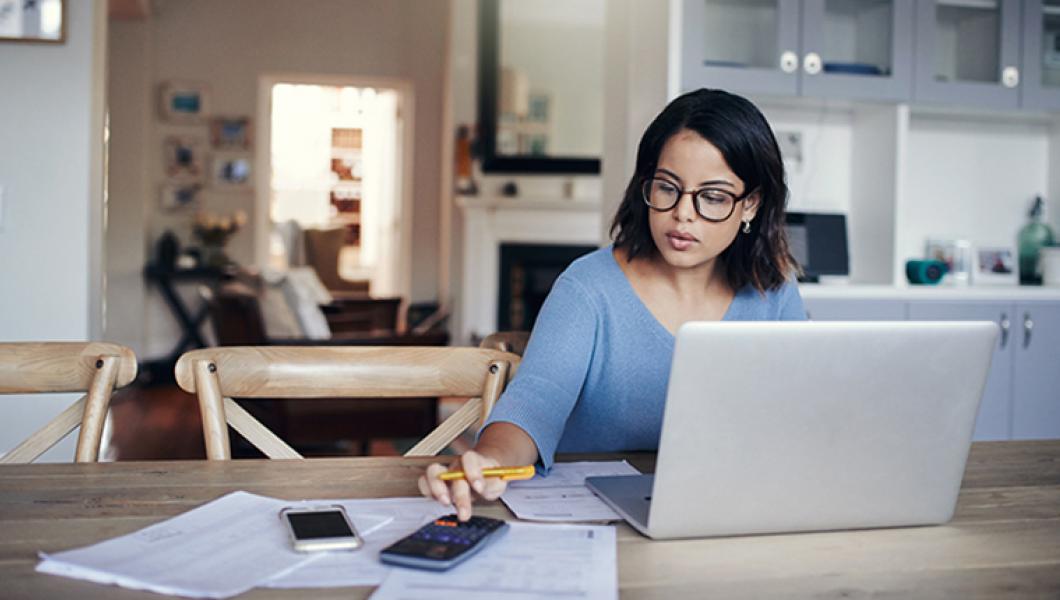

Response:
(158, 81), (253, 212)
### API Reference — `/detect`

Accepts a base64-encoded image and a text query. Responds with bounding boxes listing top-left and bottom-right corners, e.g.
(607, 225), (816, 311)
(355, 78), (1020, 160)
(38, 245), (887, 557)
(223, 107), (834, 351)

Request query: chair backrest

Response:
(479, 331), (530, 356)
(174, 346), (520, 460)
(303, 227), (370, 293)
(0, 342), (138, 463)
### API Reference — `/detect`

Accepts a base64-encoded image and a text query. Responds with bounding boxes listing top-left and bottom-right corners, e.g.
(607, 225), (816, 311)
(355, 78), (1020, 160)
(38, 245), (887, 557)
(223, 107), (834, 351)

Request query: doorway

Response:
(257, 75), (413, 298)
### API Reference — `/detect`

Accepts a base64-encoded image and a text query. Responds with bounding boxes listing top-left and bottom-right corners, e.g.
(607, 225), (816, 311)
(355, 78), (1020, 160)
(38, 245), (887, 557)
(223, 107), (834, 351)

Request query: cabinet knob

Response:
(780, 51), (798, 74)
(1001, 66), (1019, 88)
(803, 52), (822, 76)
(1000, 313), (1010, 348)
(1023, 312), (1034, 349)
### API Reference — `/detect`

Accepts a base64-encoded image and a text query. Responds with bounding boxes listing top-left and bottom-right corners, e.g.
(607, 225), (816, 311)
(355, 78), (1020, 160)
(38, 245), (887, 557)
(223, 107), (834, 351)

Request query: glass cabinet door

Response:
(1022, 0), (1060, 109)
(799, 0), (914, 100)
(913, 0), (1022, 109)
(680, 0), (801, 96)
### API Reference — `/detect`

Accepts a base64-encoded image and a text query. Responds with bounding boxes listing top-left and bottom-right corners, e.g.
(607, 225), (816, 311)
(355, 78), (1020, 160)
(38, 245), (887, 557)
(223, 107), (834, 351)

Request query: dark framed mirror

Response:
(478, 0), (603, 174)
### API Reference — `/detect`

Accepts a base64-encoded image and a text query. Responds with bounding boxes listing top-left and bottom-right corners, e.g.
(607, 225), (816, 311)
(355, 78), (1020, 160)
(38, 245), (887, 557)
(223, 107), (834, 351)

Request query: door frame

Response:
(256, 73), (415, 300)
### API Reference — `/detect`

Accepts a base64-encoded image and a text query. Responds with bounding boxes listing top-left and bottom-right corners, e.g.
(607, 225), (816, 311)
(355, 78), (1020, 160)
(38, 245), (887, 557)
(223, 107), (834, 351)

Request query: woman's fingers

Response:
(449, 478), (474, 521)
(479, 477), (508, 501)
(460, 451), (488, 495)
(422, 463), (451, 505)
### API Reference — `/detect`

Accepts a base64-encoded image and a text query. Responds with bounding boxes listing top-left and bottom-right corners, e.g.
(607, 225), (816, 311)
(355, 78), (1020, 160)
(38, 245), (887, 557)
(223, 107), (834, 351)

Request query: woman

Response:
(419, 89), (806, 520)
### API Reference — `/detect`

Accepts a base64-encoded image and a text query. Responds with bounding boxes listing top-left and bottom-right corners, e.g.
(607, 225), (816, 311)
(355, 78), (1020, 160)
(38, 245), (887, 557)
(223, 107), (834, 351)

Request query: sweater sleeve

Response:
(778, 281), (808, 321)
(479, 274), (599, 470)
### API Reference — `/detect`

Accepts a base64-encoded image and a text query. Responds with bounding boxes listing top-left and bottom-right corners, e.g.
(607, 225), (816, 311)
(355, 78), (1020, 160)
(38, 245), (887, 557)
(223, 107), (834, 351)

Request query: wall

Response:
(105, 19), (151, 355)
(107, 0), (449, 358)
(0, 0), (107, 460)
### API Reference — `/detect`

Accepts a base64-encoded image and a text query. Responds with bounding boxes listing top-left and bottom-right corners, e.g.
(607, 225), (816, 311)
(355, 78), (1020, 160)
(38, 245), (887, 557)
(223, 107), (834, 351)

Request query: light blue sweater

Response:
(481, 245), (807, 470)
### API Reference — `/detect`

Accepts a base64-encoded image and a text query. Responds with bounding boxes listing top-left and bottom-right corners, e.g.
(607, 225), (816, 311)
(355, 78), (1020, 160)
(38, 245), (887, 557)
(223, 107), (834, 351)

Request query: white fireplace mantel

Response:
(457, 195), (604, 345)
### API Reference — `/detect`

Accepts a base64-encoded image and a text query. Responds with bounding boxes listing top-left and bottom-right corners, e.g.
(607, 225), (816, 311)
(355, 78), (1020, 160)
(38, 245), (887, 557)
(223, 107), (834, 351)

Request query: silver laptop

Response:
(586, 321), (998, 539)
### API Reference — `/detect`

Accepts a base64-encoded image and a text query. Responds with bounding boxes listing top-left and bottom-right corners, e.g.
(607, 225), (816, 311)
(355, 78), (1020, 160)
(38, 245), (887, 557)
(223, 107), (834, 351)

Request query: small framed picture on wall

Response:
(159, 81), (211, 123)
(210, 151), (253, 190)
(158, 184), (200, 212)
(210, 116), (252, 149)
(162, 135), (206, 183)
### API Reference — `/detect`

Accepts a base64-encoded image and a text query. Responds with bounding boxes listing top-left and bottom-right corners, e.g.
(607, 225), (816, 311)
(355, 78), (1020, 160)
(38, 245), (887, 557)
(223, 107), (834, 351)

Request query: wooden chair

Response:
(0, 342), (138, 463)
(479, 331), (530, 356)
(174, 346), (520, 460)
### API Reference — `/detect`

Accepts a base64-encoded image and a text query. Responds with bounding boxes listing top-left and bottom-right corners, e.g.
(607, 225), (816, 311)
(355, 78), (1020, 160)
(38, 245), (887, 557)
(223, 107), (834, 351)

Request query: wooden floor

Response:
(106, 384), (468, 460)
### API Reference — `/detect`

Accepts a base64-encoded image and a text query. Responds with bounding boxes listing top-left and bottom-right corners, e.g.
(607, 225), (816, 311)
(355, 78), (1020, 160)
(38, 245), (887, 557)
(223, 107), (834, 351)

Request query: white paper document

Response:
(37, 491), (311, 598)
(263, 497), (451, 588)
(500, 461), (641, 522)
(370, 521), (617, 600)
(36, 491), (403, 598)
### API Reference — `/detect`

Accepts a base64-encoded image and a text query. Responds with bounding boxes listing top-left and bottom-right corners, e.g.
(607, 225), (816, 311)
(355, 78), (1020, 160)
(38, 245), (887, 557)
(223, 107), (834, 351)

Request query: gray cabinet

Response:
(1021, 0), (1060, 110)
(810, 297), (1060, 440)
(913, 0), (1023, 109)
(680, 0), (914, 101)
(804, 297), (907, 320)
(681, 0), (801, 97)
(907, 301), (1013, 441)
(800, 0), (915, 101)
(1012, 301), (1060, 439)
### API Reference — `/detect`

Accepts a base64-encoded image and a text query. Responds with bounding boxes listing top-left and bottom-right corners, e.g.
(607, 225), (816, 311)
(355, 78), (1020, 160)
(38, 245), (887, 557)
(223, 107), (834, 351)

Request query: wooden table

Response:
(1, 441), (1058, 599)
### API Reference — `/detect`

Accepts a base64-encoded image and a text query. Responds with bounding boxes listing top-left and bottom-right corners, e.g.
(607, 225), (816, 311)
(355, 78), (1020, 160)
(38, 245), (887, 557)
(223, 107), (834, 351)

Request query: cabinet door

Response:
(800, 0), (915, 100)
(680, 0), (800, 96)
(907, 301), (1013, 441)
(913, 0), (1022, 109)
(1021, 0), (1060, 109)
(1013, 302), (1060, 439)
(803, 298), (907, 320)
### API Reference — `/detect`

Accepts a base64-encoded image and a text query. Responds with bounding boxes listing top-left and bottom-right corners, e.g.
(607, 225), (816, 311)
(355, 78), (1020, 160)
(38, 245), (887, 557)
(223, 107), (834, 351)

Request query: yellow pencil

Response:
(438, 465), (536, 481)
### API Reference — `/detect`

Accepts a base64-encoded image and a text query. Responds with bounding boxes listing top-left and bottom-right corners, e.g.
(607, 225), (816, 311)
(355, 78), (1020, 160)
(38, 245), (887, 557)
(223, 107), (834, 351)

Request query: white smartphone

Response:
(280, 505), (363, 552)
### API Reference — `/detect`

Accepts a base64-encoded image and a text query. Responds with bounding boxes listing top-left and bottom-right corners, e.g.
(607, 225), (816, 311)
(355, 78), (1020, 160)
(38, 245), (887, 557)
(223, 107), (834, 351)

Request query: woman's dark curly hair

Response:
(610, 88), (797, 293)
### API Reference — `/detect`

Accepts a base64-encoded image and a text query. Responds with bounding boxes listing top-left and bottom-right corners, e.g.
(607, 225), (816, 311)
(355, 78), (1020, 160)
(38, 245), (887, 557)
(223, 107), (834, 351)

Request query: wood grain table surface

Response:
(1, 441), (1058, 599)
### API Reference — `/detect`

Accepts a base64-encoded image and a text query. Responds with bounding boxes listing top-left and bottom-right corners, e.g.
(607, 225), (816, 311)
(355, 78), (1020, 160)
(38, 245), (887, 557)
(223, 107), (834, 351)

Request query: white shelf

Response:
(800, 283), (1060, 301)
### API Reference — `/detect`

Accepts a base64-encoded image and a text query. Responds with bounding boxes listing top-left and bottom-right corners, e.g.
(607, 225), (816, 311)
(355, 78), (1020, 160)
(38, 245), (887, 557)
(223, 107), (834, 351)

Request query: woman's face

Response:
(647, 129), (759, 272)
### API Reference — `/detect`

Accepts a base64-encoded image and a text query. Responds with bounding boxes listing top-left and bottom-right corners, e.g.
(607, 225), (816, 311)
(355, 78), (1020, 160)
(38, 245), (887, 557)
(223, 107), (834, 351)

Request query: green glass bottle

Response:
(1018, 196), (1056, 285)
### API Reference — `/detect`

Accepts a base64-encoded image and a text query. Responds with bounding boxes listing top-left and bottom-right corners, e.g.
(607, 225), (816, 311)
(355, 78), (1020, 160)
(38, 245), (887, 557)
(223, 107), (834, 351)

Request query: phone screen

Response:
(286, 511), (355, 540)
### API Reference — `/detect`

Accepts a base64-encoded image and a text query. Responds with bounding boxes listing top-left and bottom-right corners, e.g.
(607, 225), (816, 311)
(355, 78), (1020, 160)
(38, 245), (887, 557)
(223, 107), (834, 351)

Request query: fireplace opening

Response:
(498, 243), (598, 332)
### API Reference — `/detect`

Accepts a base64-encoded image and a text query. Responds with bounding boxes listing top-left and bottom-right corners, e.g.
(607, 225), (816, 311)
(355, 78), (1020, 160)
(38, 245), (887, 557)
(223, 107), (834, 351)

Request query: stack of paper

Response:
(36, 491), (422, 598)
(370, 522), (617, 600)
(35, 462), (630, 598)
(500, 461), (640, 522)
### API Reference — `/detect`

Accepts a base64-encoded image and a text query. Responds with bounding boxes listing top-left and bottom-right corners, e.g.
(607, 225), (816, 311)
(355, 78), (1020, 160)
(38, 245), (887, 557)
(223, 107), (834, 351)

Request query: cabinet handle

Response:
(803, 52), (822, 75)
(1023, 312), (1034, 349)
(1000, 313), (1010, 348)
(780, 51), (798, 74)
(1001, 66), (1019, 88)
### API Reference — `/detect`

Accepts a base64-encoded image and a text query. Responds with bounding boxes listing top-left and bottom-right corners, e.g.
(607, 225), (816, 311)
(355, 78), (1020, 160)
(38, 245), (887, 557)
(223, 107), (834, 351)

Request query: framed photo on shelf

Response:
(162, 135), (206, 183)
(925, 239), (972, 285)
(210, 116), (252, 149)
(159, 80), (211, 123)
(158, 184), (200, 212)
(972, 246), (1018, 286)
(210, 151), (253, 190)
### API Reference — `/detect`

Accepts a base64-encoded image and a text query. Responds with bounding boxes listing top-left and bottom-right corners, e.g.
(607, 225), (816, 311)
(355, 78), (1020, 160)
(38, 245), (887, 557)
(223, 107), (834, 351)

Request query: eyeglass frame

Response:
(640, 176), (756, 223)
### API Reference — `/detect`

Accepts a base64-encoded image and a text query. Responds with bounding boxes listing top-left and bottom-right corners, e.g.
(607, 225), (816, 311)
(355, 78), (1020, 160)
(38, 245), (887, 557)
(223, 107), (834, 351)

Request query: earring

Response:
(742, 220), (751, 234)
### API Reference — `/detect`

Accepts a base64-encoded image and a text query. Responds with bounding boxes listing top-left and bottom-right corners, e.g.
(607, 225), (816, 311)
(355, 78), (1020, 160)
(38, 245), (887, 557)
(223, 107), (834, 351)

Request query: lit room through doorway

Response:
(267, 81), (405, 296)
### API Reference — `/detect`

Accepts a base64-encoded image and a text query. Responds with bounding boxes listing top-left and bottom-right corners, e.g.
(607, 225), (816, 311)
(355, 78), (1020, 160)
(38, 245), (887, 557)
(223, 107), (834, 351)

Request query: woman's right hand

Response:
(418, 449), (509, 521)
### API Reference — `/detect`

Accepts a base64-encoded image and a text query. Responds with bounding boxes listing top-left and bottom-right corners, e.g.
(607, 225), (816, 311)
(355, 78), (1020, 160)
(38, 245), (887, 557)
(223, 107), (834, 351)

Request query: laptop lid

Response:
(644, 321), (997, 539)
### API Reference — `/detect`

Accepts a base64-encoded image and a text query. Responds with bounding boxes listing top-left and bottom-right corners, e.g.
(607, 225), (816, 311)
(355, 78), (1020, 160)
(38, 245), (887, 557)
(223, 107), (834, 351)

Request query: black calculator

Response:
(379, 514), (509, 571)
